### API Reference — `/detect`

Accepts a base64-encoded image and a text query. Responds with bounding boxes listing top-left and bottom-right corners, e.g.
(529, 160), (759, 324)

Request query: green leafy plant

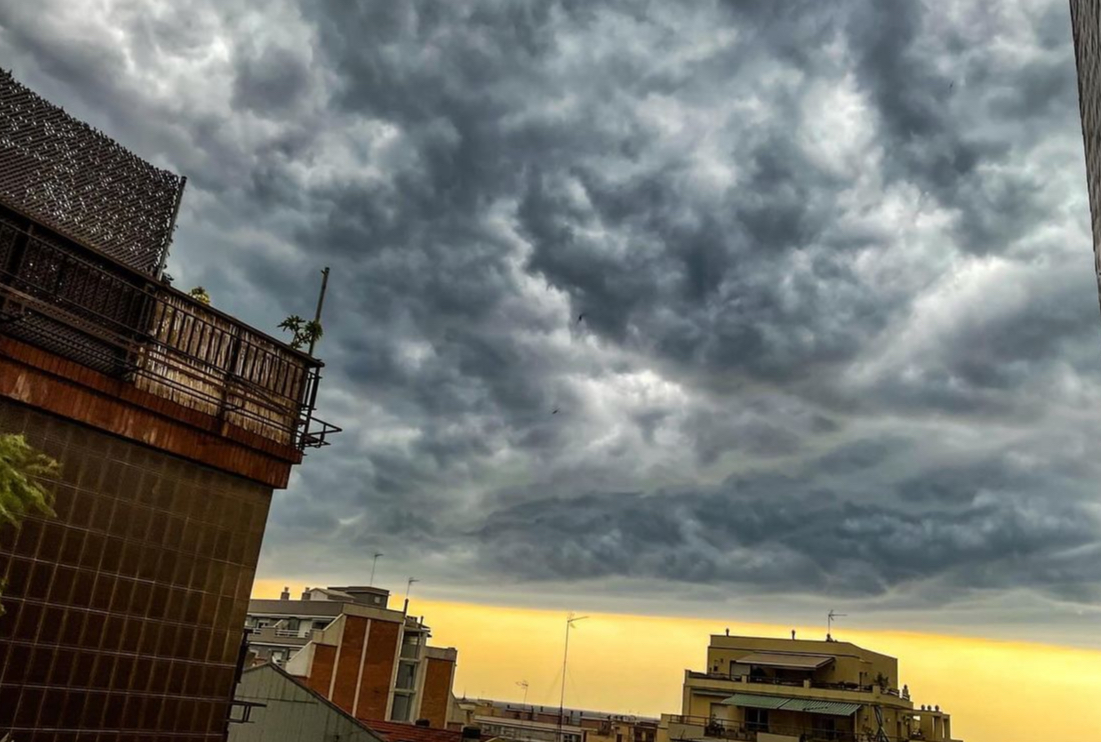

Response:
(0, 434), (58, 615)
(278, 315), (323, 352)
(188, 286), (211, 305)
(0, 434), (58, 528)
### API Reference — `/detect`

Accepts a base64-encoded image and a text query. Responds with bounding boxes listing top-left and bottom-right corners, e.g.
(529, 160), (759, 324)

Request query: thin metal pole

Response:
(403, 577), (419, 615)
(369, 552), (383, 586)
(557, 615), (587, 742)
(308, 266), (330, 357)
(558, 618), (570, 742)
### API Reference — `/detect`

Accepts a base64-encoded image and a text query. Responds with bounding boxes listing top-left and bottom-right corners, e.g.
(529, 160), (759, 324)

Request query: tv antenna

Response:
(827, 609), (847, 640)
(403, 577), (420, 615)
(517, 680), (529, 705)
(369, 552), (383, 586)
(557, 613), (588, 742)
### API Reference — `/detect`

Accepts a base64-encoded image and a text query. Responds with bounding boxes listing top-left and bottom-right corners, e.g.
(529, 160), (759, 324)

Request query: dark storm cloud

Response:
(3, 0), (1101, 628)
(473, 478), (1101, 600)
(233, 45), (312, 115)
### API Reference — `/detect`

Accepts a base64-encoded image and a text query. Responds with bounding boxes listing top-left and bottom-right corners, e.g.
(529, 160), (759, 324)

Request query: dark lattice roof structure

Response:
(0, 68), (184, 275)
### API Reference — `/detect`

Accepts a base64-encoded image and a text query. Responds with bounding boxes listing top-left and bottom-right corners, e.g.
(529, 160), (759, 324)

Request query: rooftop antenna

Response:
(308, 266), (330, 357)
(557, 613), (588, 742)
(403, 577), (419, 614)
(517, 680), (529, 705)
(827, 609), (847, 640)
(369, 552), (383, 586)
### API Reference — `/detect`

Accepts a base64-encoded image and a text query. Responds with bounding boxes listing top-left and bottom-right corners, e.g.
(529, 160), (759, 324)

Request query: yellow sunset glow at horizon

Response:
(252, 581), (1101, 742)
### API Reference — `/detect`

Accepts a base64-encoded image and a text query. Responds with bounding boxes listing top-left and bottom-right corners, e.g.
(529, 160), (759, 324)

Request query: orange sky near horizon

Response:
(252, 581), (1101, 742)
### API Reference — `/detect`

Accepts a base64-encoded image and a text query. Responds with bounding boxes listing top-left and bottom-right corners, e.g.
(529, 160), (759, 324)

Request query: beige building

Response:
(658, 633), (961, 742)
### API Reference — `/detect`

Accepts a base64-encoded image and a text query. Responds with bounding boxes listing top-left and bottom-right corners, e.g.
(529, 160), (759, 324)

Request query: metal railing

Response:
(666, 715), (859, 742)
(689, 672), (884, 696)
(0, 215), (338, 449)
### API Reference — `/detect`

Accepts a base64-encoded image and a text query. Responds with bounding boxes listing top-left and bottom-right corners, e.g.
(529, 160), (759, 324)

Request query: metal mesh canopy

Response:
(723, 693), (861, 717)
(0, 68), (184, 275)
(736, 652), (835, 670)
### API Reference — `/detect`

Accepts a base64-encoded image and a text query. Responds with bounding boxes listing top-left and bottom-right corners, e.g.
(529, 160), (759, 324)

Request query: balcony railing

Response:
(0, 214), (338, 450)
(667, 715), (858, 742)
(688, 672), (883, 695)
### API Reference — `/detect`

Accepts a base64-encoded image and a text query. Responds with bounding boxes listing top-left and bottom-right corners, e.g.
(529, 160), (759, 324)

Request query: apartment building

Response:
(658, 633), (961, 742)
(0, 69), (335, 741)
(245, 585), (458, 728)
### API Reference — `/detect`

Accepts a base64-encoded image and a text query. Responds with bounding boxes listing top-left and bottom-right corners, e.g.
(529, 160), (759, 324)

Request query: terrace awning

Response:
(735, 652), (835, 670)
(722, 693), (861, 717)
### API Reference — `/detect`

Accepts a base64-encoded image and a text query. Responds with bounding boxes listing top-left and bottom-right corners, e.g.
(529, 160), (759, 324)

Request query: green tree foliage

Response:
(0, 434), (57, 528)
(0, 434), (58, 614)
(278, 315), (324, 352)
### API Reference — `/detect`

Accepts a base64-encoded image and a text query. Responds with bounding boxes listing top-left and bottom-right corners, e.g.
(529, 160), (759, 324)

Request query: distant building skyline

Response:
(453, 697), (657, 742)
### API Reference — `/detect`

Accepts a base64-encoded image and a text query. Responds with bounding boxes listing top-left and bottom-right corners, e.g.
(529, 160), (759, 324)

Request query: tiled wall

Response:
(1071, 0), (1101, 307)
(0, 399), (273, 741)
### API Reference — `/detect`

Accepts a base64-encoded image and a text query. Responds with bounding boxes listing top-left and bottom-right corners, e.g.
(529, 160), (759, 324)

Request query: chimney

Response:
(302, 588), (312, 601)
(462, 727), (482, 740)
(280, 587), (290, 601)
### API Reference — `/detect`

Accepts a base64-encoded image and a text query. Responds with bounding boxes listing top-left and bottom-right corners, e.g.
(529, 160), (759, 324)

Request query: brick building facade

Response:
(247, 588), (458, 728)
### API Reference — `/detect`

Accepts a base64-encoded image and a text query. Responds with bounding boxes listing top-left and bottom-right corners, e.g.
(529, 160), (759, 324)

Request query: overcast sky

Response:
(4, 0), (1101, 646)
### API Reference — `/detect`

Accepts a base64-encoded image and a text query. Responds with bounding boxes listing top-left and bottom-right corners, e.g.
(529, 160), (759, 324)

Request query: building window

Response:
(401, 633), (422, 659)
(745, 709), (768, 733)
(396, 660), (418, 690)
(813, 717), (837, 741)
(392, 693), (413, 722)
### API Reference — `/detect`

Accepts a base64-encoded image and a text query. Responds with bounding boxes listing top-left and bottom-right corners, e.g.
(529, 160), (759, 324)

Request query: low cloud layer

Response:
(3, 0), (1100, 638)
